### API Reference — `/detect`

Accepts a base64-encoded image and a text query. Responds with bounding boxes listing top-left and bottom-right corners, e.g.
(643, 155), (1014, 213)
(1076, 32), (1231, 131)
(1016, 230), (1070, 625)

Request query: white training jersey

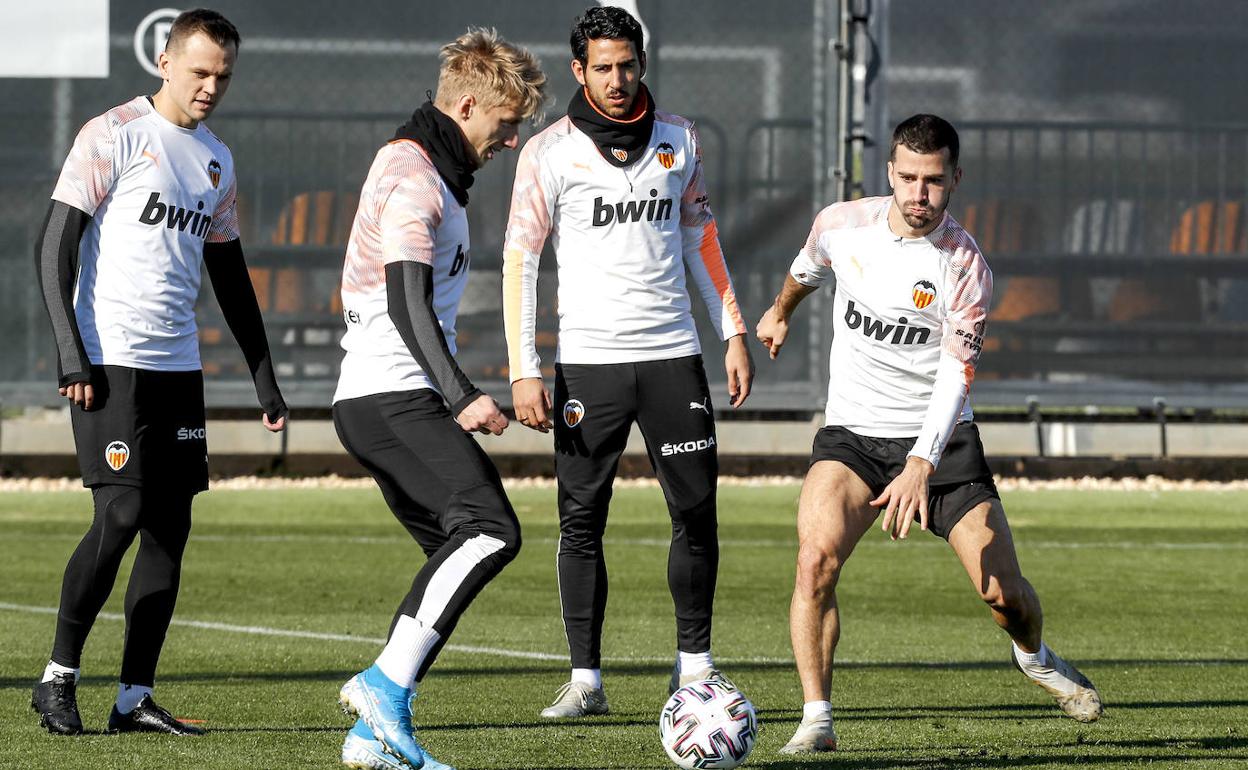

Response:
(790, 196), (993, 467)
(503, 112), (746, 378)
(333, 140), (471, 403)
(51, 96), (240, 371)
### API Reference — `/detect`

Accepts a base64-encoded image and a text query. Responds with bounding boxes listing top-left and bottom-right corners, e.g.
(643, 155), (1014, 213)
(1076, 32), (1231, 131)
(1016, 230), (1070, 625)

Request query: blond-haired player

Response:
(331, 28), (546, 770)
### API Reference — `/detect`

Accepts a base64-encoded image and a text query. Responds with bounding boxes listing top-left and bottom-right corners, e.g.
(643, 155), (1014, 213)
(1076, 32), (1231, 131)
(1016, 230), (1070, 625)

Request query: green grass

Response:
(1, 484), (1246, 769)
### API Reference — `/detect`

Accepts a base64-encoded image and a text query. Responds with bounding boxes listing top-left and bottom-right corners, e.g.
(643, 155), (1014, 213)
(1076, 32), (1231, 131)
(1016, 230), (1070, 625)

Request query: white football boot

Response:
(779, 712), (838, 754)
(1013, 643), (1103, 722)
(539, 681), (609, 718)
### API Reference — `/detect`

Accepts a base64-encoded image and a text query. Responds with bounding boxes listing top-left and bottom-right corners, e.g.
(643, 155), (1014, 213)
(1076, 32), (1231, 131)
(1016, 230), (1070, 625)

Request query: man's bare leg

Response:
(948, 499), (1102, 722)
(781, 461), (876, 753)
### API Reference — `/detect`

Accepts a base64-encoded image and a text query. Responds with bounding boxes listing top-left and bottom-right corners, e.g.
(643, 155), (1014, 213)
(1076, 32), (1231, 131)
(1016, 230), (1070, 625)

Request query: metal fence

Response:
(1, 0), (837, 409)
(3, 0), (1248, 411)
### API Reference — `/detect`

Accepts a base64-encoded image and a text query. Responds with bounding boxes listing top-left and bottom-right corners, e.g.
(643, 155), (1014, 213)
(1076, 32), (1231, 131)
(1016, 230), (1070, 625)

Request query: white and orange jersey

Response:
(333, 140), (471, 403)
(502, 112), (746, 379)
(51, 96), (239, 371)
(790, 196), (993, 467)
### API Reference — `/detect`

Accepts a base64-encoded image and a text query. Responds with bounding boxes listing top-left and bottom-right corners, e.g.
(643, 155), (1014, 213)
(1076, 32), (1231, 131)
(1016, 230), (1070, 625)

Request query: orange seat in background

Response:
(1108, 200), (1242, 322)
(961, 201), (1059, 322)
(252, 190), (360, 314)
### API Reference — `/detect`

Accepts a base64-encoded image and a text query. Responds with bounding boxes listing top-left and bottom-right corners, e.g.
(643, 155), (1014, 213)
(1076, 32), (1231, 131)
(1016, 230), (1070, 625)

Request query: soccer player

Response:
(503, 5), (754, 719)
(755, 114), (1103, 754)
(31, 9), (287, 737)
(331, 29), (546, 770)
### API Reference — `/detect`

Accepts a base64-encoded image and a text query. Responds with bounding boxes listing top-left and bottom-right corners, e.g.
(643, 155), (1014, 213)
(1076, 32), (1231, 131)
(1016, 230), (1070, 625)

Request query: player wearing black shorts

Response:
(32, 10), (286, 737)
(756, 114), (1102, 755)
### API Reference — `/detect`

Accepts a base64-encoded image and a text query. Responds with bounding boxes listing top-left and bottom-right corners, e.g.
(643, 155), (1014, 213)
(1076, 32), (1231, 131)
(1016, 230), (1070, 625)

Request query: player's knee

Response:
(671, 491), (717, 543)
(94, 485), (144, 534)
(451, 483), (521, 559)
(795, 542), (843, 596)
(981, 575), (1026, 613)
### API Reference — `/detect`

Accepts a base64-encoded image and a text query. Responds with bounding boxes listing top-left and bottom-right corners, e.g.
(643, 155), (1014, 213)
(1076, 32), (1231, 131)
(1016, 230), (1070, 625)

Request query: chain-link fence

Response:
(4, 1), (1247, 411)
(872, 0), (1248, 407)
(1, 0), (834, 409)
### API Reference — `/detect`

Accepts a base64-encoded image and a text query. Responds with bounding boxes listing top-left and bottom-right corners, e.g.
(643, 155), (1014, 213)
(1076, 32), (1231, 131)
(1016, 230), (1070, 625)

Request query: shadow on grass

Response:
(4, 657), (1244, 691)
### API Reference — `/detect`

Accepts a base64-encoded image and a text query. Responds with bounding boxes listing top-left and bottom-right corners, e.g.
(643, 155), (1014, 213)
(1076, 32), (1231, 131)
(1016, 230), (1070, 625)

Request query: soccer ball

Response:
(659, 679), (758, 769)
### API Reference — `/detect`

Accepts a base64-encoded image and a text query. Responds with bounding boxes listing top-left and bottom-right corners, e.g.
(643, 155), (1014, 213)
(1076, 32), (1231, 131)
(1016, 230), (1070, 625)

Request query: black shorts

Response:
(71, 365), (208, 493)
(809, 422), (999, 539)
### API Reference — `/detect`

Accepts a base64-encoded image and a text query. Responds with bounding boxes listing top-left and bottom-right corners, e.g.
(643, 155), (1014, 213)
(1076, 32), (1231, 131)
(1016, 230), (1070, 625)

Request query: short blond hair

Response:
(435, 28), (548, 122)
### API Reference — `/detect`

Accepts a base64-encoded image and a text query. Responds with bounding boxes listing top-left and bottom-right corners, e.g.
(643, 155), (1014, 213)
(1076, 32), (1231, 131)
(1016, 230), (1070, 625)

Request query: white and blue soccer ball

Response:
(659, 679), (758, 769)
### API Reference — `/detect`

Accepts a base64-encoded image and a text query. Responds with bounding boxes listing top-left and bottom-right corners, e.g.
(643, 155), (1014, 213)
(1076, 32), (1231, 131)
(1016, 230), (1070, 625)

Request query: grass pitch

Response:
(1, 482), (1245, 769)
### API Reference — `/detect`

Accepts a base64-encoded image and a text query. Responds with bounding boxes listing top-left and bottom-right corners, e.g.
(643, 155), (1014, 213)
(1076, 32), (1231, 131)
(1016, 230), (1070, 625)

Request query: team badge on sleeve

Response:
(105, 441), (131, 472)
(657, 142), (675, 169)
(563, 399), (586, 428)
(912, 279), (937, 310)
(207, 159), (222, 189)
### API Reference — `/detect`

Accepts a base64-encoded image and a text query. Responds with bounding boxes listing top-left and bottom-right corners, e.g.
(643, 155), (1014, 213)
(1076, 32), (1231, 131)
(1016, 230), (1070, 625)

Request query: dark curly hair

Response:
(570, 5), (644, 63)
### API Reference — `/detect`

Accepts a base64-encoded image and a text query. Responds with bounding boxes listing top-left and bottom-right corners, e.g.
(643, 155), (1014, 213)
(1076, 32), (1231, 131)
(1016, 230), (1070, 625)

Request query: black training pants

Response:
(553, 355), (719, 669)
(333, 389), (521, 681)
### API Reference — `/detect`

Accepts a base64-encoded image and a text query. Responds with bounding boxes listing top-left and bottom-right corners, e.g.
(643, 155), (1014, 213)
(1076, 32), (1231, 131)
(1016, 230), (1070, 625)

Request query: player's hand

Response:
(59, 380), (95, 411)
(263, 413), (287, 432)
(870, 455), (934, 541)
(457, 393), (508, 436)
(725, 334), (754, 408)
(755, 305), (790, 360)
(511, 377), (553, 432)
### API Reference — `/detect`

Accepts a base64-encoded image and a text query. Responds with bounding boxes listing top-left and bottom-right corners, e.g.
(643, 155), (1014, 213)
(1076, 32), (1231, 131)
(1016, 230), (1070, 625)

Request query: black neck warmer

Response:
(567, 84), (656, 168)
(392, 100), (475, 206)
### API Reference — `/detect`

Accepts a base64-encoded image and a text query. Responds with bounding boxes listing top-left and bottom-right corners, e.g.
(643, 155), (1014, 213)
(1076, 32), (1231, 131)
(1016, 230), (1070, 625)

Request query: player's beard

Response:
(899, 200), (944, 230)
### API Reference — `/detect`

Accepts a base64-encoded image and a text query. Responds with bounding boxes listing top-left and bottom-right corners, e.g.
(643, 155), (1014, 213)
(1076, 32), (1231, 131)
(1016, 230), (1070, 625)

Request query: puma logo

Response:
(142, 150), (160, 168)
(689, 398), (710, 414)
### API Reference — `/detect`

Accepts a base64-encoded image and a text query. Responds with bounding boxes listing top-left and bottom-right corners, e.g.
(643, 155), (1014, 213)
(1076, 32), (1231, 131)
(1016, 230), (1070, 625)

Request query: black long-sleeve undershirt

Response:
(35, 200), (92, 388)
(385, 260), (481, 417)
(204, 239), (288, 422)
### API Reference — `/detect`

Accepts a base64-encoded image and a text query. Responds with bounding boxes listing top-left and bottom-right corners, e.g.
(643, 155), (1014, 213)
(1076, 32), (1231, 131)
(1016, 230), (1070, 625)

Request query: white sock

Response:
(116, 683), (153, 715)
(42, 661), (79, 684)
(571, 668), (602, 689)
(375, 615), (441, 691)
(803, 700), (833, 721)
(1013, 641), (1047, 668)
(678, 650), (714, 676)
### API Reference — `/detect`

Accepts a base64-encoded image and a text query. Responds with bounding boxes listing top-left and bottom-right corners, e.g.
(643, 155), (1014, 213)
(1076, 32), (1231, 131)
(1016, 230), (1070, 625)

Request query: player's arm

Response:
(385, 260), (504, 434)
(35, 200), (93, 407)
(756, 211), (833, 359)
(204, 170), (287, 432)
(678, 124), (753, 407)
(40, 112), (124, 410)
(204, 239), (288, 431)
(874, 247), (993, 540)
(502, 137), (556, 431)
(381, 167), (502, 435)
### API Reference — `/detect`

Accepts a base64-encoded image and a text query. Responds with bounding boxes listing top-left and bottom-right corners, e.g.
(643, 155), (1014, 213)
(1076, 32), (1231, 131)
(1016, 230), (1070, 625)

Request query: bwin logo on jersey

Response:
(660, 436), (716, 456)
(844, 300), (931, 345)
(139, 192), (213, 238)
(592, 188), (674, 227)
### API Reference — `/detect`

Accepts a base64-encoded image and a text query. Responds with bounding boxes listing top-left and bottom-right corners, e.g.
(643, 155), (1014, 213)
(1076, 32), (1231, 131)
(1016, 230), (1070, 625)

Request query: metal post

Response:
(1154, 397), (1168, 458)
(1027, 395), (1044, 457)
